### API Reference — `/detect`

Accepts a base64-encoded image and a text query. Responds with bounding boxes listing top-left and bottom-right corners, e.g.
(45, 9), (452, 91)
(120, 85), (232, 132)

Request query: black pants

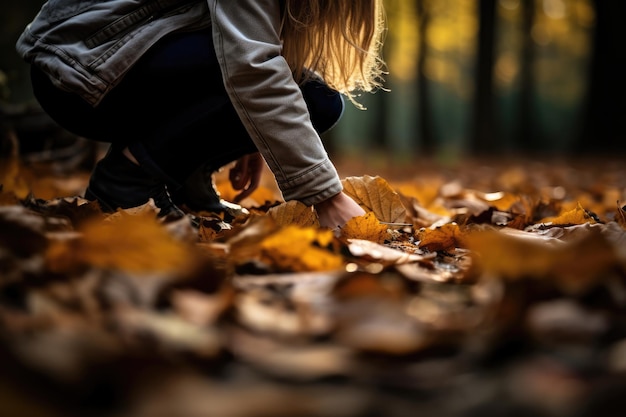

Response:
(31, 29), (343, 187)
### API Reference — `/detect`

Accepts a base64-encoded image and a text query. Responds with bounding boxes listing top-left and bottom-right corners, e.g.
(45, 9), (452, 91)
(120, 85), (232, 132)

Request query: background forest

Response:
(1, 0), (626, 162)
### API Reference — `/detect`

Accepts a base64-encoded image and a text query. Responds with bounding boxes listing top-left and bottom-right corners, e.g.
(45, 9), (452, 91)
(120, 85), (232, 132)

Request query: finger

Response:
(233, 173), (261, 202)
(230, 173), (247, 190)
(229, 157), (249, 190)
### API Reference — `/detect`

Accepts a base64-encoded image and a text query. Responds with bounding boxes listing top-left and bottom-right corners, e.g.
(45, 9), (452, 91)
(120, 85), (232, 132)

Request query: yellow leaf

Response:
(340, 212), (391, 244)
(259, 225), (343, 272)
(342, 175), (408, 223)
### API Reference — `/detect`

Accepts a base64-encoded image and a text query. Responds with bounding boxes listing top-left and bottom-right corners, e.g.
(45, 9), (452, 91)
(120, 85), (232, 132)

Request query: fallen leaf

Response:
(466, 227), (619, 294)
(45, 210), (200, 275)
(540, 202), (598, 226)
(347, 238), (432, 265)
(342, 175), (408, 223)
(267, 200), (319, 227)
(417, 223), (467, 252)
(340, 211), (390, 243)
(259, 225), (344, 272)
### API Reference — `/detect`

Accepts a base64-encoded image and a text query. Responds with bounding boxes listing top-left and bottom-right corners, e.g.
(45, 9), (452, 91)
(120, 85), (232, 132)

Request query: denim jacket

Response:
(16, 0), (343, 207)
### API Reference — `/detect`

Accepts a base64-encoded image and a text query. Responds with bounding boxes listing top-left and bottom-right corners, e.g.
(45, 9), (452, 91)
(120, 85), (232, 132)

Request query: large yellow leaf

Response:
(340, 212), (391, 244)
(342, 175), (407, 223)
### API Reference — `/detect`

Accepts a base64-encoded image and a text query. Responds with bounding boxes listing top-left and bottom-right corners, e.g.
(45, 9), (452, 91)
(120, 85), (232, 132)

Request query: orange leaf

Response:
(465, 227), (617, 294)
(540, 202), (597, 225)
(417, 223), (465, 252)
(267, 200), (319, 228)
(46, 211), (199, 274)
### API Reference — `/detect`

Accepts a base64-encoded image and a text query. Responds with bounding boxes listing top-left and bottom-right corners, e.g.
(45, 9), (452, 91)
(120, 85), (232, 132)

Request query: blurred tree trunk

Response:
(516, 0), (538, 153)
(575, 0), (626, 153)
(470, 0), (497, 154)
(416, 0), (435, 155)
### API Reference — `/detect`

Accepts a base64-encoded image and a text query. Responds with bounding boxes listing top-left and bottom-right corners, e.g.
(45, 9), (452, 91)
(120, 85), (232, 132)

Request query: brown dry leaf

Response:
(331, 273), (431, 353)
(342, 175), (407, 223)
(113, 306), (223, 358)
(227, 327), (354, 380)
(233, 270), (344, 303)
(27, 196), (103, 230)
(259, 225), (344, 272)
(340, 211), (390, 244)
(395, 250), (473, 284)
(197, 216), (232, 242)
(232, 271), (343, 337)
(347, 238), (432, 265)
(540, 202), (598, 226)
(45, 210), (199, 274)
(170, 287), (234, 327)
(235, 289), (331, 337)
(333, 296), (431, 355)
(417, 223), (466, 252)
(267, 200), (319, 228)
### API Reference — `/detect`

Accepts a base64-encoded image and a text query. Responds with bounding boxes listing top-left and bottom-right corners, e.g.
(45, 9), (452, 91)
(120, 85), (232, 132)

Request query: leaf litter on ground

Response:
(2, 147), (626, 417)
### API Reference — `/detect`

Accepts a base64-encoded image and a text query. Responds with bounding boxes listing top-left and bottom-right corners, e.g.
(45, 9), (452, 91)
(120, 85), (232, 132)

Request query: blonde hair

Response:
(280, 0), (387, 108)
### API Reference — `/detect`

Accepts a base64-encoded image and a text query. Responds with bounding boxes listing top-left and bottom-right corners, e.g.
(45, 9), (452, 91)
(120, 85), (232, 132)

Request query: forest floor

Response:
(2, 133), (626, 417)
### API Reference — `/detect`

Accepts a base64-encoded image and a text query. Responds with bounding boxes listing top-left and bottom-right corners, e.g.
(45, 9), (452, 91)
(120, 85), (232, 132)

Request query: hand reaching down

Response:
(314, 192), (366, 230)
(229, 152), (264, 202)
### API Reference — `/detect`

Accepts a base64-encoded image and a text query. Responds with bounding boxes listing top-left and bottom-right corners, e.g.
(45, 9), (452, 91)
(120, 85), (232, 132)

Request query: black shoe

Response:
(85, 147), (186, 220)
(172, 164), (248, 218)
